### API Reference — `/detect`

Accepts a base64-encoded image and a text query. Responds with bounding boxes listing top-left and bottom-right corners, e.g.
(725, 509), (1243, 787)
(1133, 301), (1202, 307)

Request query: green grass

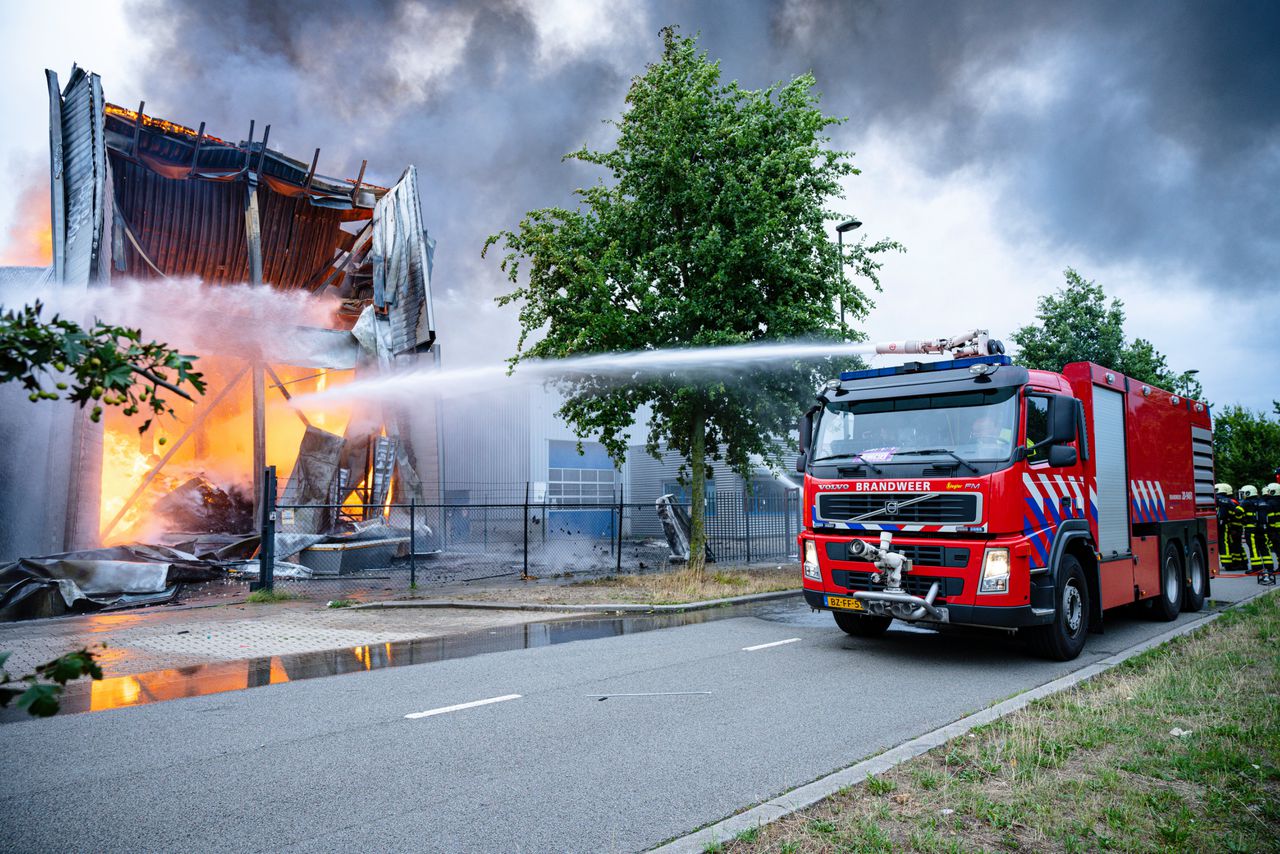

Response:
(326, 598), (356, 609)
(722, 591), (1280, 853)
(245, 587), (298, 604)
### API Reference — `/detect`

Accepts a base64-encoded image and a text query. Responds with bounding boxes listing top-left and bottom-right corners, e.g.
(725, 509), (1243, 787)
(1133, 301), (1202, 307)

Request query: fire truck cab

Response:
(797, 345), (1215, 660)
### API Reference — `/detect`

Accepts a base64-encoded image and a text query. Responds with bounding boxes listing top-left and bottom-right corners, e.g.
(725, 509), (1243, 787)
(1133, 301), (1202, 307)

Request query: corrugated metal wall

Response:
(440, 385), (533, 500)
(51, 68), (109, 553)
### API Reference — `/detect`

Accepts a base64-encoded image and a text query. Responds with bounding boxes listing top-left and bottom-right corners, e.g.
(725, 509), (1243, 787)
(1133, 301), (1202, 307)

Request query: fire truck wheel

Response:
(833, 611), (893, 637)
(1025, 556), (1089, 661)
(1182, 543), (1207, 613)
(1151, 542), (1185, 621)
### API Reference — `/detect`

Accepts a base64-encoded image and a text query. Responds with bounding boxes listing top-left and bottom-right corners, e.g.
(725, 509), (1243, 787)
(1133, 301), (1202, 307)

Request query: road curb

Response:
(351, 588), (802, 614)
(650, 587), (1276, 854)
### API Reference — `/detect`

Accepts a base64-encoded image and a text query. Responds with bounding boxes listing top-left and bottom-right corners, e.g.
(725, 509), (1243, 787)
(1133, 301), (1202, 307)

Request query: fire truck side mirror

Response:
(797, 408), (816, 472)
(1047, 444), (1078, 468)
(1048, 395), (1078, 445)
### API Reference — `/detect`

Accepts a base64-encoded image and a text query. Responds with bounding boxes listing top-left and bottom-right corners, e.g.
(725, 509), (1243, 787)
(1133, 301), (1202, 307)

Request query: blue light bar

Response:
(839, 354), (1012, 381)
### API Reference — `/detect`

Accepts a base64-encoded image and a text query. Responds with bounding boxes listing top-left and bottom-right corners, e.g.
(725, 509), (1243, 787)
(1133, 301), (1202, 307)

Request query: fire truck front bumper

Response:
(802, 588), (1051, 629)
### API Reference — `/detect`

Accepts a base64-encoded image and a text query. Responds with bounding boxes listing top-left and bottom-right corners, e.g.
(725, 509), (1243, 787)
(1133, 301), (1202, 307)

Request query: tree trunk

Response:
(688, 396), (708, 579)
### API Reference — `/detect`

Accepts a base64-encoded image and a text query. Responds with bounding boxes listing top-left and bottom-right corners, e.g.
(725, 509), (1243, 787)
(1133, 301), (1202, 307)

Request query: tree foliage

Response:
(485, 28), (902, 573)
(1212, 402), (1280, 490)
(0, 646), (104, 718)
(0, 301), (205, 432)
(1011, 269), (1203, 400)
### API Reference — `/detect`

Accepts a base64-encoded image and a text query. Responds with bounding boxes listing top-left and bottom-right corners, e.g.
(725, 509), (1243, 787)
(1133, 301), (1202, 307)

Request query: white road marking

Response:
(404, 694), (521, 719)
(742, 637), (801, 652)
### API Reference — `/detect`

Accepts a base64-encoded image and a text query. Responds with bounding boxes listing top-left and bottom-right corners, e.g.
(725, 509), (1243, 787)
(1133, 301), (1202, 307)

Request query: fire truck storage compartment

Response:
(1093, 386), (1131, 558)
(1131, 535), (1162, 601)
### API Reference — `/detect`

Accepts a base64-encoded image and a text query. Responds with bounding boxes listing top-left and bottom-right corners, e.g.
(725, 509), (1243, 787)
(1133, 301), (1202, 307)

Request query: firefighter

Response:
(1238, 485), (1273, 583)
(1262, 482), (1280, 582)
(1216, 483), (1246, 573)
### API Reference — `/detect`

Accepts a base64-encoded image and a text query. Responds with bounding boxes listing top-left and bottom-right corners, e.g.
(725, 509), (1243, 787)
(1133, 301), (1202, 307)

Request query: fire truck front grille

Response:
(831, 570), (964, 600)
(824, 542), (970, 568)
(816, 493), (980, 525)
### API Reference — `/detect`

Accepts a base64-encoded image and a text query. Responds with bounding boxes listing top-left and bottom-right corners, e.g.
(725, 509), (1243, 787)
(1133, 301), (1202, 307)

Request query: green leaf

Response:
(15, 683), (62, 718)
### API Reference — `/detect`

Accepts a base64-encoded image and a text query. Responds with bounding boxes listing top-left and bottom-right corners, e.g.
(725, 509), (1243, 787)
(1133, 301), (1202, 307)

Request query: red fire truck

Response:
(797, 331), (1216, 660)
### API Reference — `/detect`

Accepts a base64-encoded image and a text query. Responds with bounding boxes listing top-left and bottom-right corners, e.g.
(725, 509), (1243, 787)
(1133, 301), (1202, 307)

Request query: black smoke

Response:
(127, 0), (1279, 331)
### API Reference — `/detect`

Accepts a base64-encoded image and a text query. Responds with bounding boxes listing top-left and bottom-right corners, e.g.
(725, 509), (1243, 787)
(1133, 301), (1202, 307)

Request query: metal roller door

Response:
(1093, 387), (1130, 556)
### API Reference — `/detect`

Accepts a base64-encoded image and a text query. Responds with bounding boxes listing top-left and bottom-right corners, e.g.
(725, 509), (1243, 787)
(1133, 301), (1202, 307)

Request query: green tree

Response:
(486, 28), (902, 574)
(1, 301), (204, 431)
(1011, 268), (1203, 400)
(1212, 402), (1280, 490)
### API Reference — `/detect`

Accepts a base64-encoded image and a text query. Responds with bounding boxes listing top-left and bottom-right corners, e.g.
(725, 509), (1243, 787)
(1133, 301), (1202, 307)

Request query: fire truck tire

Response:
(833, 611), (893, 637)
(1182, 542), (1207, 613)
(1151, 542), (1184, 621)
(1025, 556), (1089, 661)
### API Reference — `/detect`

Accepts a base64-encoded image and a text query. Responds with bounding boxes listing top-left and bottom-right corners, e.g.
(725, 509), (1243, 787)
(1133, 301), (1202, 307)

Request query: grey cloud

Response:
(124, 0), (1278, 323)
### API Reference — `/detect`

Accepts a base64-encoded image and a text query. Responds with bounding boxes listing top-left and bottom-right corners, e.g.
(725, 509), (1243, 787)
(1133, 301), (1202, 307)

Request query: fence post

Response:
(744, 486), (752, 564)
(522, 481), (530, 580)
(409, 497), (417, 589)
(616, 489), (624, 574)
(258, 465), (276, 591)
(542, 492), (547, 546)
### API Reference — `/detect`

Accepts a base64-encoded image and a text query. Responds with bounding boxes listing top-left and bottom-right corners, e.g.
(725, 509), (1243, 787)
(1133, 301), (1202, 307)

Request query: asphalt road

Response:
(0, 576), (1260, 853)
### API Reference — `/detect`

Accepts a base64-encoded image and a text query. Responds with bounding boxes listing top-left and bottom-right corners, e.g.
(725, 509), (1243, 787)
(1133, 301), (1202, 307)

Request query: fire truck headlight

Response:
(979, 548), (1011, 594)
(803, 540), (821, 582)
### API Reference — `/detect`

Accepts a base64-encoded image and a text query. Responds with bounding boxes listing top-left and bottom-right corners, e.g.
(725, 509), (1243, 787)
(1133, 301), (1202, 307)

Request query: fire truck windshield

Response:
(812, 386), (1019, 465)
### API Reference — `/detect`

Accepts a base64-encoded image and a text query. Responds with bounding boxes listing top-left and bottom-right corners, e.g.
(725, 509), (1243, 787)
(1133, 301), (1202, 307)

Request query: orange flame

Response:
(0, 179), (53, 267)
(99, 360), (357, 543)
(105, 103), (229, 145)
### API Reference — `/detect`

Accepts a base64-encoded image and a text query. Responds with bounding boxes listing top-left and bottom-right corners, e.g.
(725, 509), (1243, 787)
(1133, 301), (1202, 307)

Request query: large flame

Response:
(0, 179), (53, 266)
(99, 359), (356, 544)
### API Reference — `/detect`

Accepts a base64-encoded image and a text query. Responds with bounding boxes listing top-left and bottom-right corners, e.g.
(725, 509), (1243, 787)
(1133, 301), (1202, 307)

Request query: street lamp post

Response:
(836, 218), (862, 339)
(1181, 369), (1200, 398)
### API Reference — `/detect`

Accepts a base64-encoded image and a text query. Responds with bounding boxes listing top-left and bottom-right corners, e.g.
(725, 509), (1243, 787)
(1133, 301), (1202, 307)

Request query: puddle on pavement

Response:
(4, 592), (1244, 723)
(0, 599), (794, 722)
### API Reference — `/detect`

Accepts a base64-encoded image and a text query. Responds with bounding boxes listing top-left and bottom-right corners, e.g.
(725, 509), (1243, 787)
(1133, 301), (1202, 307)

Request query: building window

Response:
(547, 467), (617, 504)
(546, 439), (617, 505)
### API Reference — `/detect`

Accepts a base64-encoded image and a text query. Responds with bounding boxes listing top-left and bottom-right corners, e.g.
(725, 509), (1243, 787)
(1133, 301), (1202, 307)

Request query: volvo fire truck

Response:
(797, 331), (1216, 660)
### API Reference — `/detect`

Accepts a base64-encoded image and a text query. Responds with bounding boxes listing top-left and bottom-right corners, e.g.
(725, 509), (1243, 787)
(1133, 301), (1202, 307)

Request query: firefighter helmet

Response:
(1239, 485), (1259, 499)
(1215, 483), (1232, 495)
(1263, 483), (1280, 497)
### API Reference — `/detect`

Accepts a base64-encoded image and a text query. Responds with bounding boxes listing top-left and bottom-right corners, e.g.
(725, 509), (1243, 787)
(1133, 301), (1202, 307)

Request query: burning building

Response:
(0, 66), (441, 563)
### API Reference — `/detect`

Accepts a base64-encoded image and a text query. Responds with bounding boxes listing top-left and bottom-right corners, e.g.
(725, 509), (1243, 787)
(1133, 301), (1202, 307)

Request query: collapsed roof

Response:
(46, 65), (435, 352)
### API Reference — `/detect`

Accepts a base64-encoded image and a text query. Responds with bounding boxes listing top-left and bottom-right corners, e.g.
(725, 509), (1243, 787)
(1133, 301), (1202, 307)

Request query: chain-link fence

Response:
(252, 484), (801, 601)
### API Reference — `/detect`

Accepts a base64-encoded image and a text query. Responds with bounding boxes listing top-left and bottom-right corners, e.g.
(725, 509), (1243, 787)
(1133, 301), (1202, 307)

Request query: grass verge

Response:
(720, 591), (1280, 853)
(245, 587), (299, 604)
(447, 566), (797, 606)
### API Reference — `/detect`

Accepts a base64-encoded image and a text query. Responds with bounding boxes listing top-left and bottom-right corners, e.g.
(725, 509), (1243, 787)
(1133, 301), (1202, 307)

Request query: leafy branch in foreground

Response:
(0, 646), (105, 718)
(0, 301), (205, 432)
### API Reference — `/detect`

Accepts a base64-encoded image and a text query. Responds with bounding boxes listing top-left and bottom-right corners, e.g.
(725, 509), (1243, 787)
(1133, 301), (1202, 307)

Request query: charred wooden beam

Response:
(263, 364), (313, 431)
(187, 121), (206, 178)
(309, 220), (373, 294)
(100, 366), (250, 541)
(350, 159), (367, 203)
(255, 124), (271, 176)
(304, 148), (320, 192)
(243, 119), (255, 169)
(132, 100), (145, 155)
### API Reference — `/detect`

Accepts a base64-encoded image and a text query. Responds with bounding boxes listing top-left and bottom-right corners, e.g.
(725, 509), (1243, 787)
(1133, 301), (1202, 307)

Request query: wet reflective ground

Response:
(2, 591), (1247, 723)
(0, 600), (793, 722)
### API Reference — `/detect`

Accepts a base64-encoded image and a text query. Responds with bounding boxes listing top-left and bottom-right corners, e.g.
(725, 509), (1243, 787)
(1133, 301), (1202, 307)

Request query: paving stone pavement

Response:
(0, 603), (572, 678)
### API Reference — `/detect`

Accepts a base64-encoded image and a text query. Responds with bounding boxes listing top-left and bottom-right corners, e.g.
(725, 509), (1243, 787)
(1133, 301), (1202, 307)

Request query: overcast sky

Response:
(1, 0), (1276, 410)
